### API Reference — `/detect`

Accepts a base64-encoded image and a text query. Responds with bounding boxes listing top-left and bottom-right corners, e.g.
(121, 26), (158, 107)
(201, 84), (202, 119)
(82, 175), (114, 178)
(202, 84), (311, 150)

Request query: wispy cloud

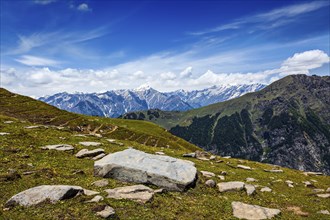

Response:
(33, 0), (57, 5)
(77, 3), (91, 12)
(15, 55), (60, 66)
(189, 1), (329, 35)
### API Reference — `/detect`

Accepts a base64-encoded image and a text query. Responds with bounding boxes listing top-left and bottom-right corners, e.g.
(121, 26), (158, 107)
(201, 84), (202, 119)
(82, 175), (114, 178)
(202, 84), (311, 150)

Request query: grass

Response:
(1, 115), (330, 219)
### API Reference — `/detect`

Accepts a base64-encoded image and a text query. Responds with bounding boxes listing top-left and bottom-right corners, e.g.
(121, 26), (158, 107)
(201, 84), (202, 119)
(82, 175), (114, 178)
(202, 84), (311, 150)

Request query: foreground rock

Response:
(94, 148), (197, 191)
(76, 148), (105, 158)
(218, 181), (245, 192)
(40, 144), (74, 151)
(232, 201), (281, 219)
(105, 185), (154, 203)
(5, 185), (83, 207)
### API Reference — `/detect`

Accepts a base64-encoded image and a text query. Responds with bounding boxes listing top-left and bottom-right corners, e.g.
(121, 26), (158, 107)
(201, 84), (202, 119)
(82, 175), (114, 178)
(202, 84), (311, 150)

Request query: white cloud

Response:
(15, 55), (60, 66)
(34, 0), (57, 5)
(77, 3), (91, 12)
(1, 50), (329, 97)
(190, 1), (329, 35)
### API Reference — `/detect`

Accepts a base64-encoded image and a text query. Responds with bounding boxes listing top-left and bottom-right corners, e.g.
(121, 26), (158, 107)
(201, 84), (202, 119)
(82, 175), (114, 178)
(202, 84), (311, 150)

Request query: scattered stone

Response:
(218, 181), (245, 192)
(264, 169), (283, 173)
(72, 170), (85, 175)
(316, 193), (330, 198)
(22, 171), (36, 175)
(154, 188), (166, 194)
(327, 187), (330, 192)
(302, 181), (314, 188)
(220, 171), (227, 175)
(312, 189), (325, 193)
(246, 177), (257, 182)
(237, 165), (252, 170)
(198, 157), (210, 161)
(205, 179), (216, 187)
(106, 139), (116, 143)
(5, 185), (83, 207)
(318, 210), (330, 215)
(218, 175), (225, 180)
(311, 179), (318, 183)
(215, 160), (224, 163)
(73, 134), (87, 137)
(200, 171), (216, 178)
(40, 144), (74, 151)
(195, 151), (209, 160)
(24, 125), (42, 129)
(75, 148), (105, 158)
(94, 148), (197, 191)
(223, 156), (231, 159)
(0, 132), (10, 135)
(95, 205), (116, 218)
(79, 141), (101, 146)
(209, 155), (216, 160)
(285, 180), (293, 184)
(4, 121), (14, 124)
(86, 195), (104, 203)
(232, 201), (281, 220)
(83, 189), (100, 196)
(260, 187), (272, 192)
(92, 179), (109, 187)
(287, 206), (309, 217)
(155, 151), (165, 155)
(93, 134), (103, 138)
(92, 153), (106, 160)
(105, 184), (154, 203)
(303, 171), (323, 176)
(117, 142), (124, 146)
(245, 184), (256, 196)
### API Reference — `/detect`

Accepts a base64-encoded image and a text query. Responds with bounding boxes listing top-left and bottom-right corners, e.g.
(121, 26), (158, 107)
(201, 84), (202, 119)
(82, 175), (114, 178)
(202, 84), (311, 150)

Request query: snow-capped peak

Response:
(135, 83), (152, 91)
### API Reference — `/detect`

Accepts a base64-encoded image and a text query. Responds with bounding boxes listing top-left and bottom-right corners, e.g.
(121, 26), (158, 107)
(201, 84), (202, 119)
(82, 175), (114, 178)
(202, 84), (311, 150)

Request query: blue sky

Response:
(1, 0), (329, 97)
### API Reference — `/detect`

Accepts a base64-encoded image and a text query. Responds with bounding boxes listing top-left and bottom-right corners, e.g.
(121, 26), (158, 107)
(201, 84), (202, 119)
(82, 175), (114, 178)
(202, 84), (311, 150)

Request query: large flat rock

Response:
(232, 201), (281, 219)
(94, 148), (197, 191)
(5, 185), (83, 207)
(105, 185), (154, 203)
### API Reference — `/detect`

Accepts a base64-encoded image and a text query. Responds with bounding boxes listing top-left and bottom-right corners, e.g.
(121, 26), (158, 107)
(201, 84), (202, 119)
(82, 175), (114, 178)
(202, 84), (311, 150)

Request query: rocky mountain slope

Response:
(1, 87), (330, 219)
(39, 84), (265, 118)
(121, 75), (330, 175)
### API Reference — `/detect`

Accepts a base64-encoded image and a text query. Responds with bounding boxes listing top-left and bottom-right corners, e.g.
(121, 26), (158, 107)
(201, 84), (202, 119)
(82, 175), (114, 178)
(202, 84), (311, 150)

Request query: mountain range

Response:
(121, 75), (330, 174)
(39, 84), (265, 118)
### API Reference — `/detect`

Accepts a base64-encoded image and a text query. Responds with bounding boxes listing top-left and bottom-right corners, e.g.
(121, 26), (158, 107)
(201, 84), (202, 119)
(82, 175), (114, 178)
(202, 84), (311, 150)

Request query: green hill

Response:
(1, 87), (330, 219)
(121, 75), (330, 175)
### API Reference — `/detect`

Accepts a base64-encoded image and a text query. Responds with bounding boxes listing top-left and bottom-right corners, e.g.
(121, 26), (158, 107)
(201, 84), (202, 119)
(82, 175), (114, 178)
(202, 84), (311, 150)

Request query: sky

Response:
(1, 0), (329, 97)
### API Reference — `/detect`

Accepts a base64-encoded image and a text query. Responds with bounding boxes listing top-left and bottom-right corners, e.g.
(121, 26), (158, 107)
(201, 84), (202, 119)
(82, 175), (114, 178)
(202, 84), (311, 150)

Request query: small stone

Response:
(106, 139), (116, 143)
(73, 134), (87, 137)
(246, 177), (257, 182)
(200, 171), (215, 178)
(83, 189), (100, 196)
(72, 170), (85, 175)
(245, 184), (256, 196)
(24, 125), (42, 129)
(232, 201), (281, 219)
(311, 179), (318, 183)
(86, 195), (104, 203)
(260, 187), (272, 192)
(105, 185), (154, 203)
(302, 181), (314, 188)
(303, 171), (323, 176)
(75, 148), (105, 158)
(218, 175), (225, 180)
(285, 180), (293, 184)
(209, 155), (216, 160)
(205, 179), (216, 187)
(316, 193), (330, 198)
(326, 187), (330, 192)
(0, 132), (10, 135)
(218, 181), (245, 192)
(237, 165), (252, 170)
(40, 144), (74, 151)
(287, 183), (294, 188)
(264, 169), (283, 173)
(154, 188), (166, 194)
(95, 205), (116, 218)
(79, 142), (101, 147)
(318, 210), (330, 215)
(4, 121), (14, 124)
(22, 171), (36, 175)
(287, 206), (309, 217)
(312, 189), (324, 193)
(92, 153), (106, 160)
(220, 171), (227, 175)
(92, 179), (109, 187)
(155, 151), (165, 155)
(223, 156), (231, 159)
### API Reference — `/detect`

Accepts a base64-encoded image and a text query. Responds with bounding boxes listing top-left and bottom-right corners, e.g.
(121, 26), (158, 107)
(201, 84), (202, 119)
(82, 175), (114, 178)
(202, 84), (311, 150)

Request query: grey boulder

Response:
(232, 201), (281, 219)
(94, 148), (197, 191)
(5, 185), (83, 207)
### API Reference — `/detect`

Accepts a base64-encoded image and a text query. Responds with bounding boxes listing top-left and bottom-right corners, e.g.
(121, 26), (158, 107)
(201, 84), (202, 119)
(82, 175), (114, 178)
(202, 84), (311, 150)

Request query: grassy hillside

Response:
(121, 75), (330, 174)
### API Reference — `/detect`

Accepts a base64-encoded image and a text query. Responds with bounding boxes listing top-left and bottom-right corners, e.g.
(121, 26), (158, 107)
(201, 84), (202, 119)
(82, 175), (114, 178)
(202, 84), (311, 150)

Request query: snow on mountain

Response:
(39, 84), (266, 117)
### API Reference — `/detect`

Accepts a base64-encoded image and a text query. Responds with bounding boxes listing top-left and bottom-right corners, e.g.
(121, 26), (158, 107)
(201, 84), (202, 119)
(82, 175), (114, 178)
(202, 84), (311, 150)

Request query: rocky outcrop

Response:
(94, 148), (197, 191)
(5, 185), (83, 207)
